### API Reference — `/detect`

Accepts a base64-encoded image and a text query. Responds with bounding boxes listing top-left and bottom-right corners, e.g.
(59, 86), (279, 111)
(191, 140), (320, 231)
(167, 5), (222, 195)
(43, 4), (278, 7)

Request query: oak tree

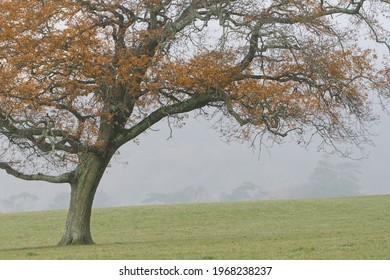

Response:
(0, 0), (389, 245)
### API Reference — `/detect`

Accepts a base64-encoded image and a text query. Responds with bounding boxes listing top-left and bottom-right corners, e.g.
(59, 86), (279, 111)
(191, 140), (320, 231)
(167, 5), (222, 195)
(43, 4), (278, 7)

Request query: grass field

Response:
(0, 195), (389, 259)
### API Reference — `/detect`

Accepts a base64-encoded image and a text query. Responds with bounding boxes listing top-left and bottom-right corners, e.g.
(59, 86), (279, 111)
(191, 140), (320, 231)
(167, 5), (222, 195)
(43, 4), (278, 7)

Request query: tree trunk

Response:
(58, 152), (110, 245)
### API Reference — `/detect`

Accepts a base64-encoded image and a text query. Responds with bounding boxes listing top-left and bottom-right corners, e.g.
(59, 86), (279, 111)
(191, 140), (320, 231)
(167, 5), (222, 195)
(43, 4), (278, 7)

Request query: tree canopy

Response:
(0, 0), (389, 245)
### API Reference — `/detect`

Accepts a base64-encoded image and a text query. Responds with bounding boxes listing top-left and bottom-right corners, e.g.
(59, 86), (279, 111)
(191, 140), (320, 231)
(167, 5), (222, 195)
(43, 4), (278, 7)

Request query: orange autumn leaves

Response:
(155, 51), (239, 95)
(0, 0), (387, 151)
(0, 1), (97, 94)
(153, 44), (376, 132)
(0, 0), (105, 148)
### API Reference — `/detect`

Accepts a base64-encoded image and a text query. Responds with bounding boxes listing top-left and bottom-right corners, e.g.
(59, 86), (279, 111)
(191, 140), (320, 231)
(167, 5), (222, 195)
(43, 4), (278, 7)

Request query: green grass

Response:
(0, 195), (389, 259)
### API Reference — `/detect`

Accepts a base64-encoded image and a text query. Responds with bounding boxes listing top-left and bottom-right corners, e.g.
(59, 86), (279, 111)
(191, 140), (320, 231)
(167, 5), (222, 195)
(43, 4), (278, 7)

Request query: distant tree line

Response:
(142, 182), (268, 205)
(1, 157), (362, 212)
(0, 192), (38, 212)
(142, 157), (363, 204)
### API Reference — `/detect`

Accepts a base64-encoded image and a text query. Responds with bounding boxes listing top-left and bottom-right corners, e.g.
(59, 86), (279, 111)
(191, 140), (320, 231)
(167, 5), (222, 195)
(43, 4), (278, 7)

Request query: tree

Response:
(295, 156), (361, 198)
(220, 182), (267, 201)
(142, 186), (213, 204)
(0, 192), (39, 212)
(0, 0), (389, 245)
(50, 192), (71, 210)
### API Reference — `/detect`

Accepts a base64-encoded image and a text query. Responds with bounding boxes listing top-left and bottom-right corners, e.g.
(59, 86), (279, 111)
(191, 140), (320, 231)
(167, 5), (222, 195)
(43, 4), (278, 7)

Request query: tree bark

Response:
(57, 152), (110, 245)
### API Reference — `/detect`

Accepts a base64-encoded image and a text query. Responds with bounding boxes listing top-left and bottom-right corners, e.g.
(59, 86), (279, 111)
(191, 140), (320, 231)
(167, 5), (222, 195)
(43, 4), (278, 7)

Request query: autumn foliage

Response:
(0, 0), (389, 244)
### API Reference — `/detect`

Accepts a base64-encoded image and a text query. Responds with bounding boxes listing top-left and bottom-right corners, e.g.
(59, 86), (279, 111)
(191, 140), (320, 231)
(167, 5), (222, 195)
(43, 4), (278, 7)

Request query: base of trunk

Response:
(57, 232), (95, 246)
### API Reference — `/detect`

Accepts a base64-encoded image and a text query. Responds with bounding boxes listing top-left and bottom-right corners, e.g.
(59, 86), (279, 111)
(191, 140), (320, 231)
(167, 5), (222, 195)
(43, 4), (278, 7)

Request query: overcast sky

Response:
(1, 105), (389, 212)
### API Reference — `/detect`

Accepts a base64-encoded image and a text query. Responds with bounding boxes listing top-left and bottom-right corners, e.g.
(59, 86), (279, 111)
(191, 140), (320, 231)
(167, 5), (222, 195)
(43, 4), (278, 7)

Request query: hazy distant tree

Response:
(296, 156), (361, 198)
(49, 192), (70, 210)
(221, 182), (267, 201)
(0, 0), (389, 245)
(0, 192), (39, 212)
(143, 186), (213, 204)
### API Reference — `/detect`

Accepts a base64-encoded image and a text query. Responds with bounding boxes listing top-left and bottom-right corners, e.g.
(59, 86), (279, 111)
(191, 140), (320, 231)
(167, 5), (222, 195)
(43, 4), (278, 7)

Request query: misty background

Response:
(1, 108), (389, 212)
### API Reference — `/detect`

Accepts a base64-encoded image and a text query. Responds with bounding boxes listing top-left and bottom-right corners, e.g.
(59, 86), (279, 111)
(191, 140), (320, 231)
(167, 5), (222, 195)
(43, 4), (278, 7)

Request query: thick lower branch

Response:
(113, 93), (219, 148)
(0, 162), (73, 183)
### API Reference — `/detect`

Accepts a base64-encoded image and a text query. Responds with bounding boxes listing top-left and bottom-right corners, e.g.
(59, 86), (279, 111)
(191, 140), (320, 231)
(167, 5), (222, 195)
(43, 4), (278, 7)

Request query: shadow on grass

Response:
(0, 240), (128, 254)
(0, 243), (108, 259)
(0, 244), (58, 253)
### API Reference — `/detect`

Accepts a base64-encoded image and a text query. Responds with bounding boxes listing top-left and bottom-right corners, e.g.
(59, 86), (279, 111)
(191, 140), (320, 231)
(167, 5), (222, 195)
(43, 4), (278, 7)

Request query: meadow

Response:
(0, 195), (389, 259)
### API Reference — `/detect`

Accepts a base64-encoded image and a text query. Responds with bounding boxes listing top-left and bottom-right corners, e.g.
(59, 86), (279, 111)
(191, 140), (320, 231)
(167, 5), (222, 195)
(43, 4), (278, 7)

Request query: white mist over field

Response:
(1, 108), (389, 212)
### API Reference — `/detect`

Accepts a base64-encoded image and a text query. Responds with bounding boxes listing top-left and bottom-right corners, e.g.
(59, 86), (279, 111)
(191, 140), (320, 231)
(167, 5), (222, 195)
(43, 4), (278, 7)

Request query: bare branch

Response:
(114, 93), (221, 148)
(0, 162), (73, 184)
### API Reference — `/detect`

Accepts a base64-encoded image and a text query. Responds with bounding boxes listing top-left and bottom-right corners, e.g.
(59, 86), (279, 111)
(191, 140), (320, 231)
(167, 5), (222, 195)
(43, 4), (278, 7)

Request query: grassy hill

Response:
(0, 195), (389, 259)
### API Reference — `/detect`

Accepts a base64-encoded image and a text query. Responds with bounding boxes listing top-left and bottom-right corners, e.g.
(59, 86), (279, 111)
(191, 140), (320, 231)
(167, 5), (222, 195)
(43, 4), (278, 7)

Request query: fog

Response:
(1, 108), (389, 212)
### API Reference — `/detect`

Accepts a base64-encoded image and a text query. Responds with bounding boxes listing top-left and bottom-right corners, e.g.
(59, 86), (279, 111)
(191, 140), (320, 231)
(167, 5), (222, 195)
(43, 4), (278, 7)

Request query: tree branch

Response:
(113, 93), (220, 148)
(0, 111), (87, 154)
(0, 162), (73, 184)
